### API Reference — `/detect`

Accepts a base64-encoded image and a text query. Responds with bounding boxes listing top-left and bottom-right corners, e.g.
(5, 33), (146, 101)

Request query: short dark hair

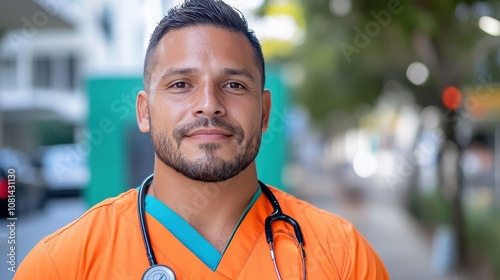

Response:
(143, 0), (265, 91)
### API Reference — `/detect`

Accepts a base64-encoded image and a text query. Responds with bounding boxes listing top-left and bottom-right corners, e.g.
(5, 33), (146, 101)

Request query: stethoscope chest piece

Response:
(142, 264), (176, 280)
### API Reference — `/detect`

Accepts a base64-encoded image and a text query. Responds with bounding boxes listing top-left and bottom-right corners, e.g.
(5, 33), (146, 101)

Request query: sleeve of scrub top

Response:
(14, 240), (61, 280)
(341, 225), (390, 279)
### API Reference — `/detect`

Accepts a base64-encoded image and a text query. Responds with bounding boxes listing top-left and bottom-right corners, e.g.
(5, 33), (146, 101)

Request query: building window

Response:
(0, 58), (17, 89)
(33, 57), (51, 88)
(32, 54), (78, 90)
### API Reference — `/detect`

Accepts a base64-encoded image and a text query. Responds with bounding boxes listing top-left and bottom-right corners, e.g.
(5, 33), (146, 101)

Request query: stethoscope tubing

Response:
(138, 174), (157, 266)
(260, 181), (305, 247)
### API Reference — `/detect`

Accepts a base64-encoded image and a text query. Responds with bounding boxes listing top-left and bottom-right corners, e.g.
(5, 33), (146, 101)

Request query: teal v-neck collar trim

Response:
(145, 187), (262, 271)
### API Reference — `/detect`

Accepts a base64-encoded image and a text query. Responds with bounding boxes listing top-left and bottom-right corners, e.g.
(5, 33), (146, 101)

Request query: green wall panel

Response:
(86, 77), (143, 206)
(256, 66), (289, 191)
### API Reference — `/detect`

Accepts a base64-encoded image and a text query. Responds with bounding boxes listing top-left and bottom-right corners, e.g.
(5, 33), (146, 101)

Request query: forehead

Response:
(152, 25), (260, 80)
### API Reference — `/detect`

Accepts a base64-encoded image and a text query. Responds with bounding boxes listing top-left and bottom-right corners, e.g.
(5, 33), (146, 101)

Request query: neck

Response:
(148, 159), (259, 252)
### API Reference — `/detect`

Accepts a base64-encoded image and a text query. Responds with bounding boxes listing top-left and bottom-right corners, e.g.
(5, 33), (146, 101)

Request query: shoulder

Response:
(269, 187), (354, 235)
(15, 189), (139, 278)
(44, 189), (138, 244)
(268, 187), (358, 255)
(268, 187), (389, 279)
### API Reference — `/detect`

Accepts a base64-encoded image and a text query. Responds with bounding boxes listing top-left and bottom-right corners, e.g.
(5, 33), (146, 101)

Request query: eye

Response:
(225, 82), (245, 89)
(172, 82), (188, 88)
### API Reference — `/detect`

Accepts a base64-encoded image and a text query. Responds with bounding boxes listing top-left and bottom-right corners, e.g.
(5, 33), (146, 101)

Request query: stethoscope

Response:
(138, 174), (307, 280)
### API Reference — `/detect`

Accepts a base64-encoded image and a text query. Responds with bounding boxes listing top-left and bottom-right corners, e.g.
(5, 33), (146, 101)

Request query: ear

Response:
(261, 89), (272, 133)
(136, 90), (150, 133)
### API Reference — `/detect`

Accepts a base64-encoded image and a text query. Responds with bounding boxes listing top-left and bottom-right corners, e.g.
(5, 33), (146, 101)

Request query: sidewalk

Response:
(291, 166), (463, 280)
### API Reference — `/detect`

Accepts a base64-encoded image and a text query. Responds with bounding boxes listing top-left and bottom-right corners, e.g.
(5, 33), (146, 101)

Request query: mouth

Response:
(185, 128), (232, 141)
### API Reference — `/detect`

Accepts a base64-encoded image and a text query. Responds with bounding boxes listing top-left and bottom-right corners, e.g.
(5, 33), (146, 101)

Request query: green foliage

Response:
(465, 208), (500, 277)
(259, 0), (306, 59)
(264, 0), (306, 27)
(408, 189), (453, 226)
(409, 191), (500, 277)
(285, 0), (498, 126)
(262, 39), (297, 59)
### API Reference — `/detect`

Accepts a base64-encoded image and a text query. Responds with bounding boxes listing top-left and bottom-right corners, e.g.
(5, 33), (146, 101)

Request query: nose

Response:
(192, 81), (225, 118)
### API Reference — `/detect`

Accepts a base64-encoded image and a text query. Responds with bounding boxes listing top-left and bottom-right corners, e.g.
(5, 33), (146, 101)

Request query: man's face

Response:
(137, 25), (271, 182)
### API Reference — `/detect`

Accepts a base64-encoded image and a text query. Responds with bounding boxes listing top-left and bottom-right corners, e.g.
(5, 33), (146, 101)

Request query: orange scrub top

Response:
(15, 186), (389, 279)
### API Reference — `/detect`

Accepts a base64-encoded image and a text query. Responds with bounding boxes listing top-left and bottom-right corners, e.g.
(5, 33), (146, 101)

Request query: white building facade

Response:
(0, 0), (176, 152)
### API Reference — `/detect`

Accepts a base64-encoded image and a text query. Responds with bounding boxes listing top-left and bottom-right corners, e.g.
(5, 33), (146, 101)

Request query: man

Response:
(15, 0), (389, 279)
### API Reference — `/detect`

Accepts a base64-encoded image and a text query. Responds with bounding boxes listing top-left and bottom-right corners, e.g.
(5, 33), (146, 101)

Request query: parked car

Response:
(0, 168), (9, 217)
(34, 144), (90, 197)
(0, 148), (48, 217)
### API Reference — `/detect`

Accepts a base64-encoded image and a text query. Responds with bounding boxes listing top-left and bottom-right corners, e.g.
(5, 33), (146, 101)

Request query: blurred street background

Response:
(1, 0), (500, 279)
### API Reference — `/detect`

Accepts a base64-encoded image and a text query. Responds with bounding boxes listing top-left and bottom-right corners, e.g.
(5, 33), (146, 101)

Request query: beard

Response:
(150, 117), (262, 182)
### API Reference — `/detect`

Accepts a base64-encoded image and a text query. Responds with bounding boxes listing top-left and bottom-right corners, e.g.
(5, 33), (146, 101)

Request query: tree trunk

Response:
(441, 109), (467, 268)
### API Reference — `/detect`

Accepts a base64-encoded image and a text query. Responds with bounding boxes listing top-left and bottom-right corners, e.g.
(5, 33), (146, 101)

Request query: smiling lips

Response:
(185, 129), (232, 141)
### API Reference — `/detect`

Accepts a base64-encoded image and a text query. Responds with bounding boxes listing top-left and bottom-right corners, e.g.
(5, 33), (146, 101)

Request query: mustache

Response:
(172, 117), (244, 146)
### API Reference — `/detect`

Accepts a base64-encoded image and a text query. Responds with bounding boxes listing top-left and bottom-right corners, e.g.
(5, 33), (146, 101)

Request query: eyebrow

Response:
(221, 68), (255, 82)
(159, 68), (199, 80)
(158, 67), (255, 82)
